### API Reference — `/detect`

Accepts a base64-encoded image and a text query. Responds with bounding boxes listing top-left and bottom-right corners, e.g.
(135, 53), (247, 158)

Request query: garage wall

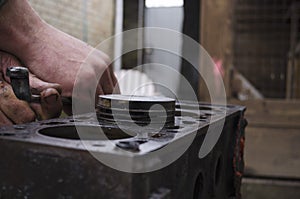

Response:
(29, 0), (115, 47)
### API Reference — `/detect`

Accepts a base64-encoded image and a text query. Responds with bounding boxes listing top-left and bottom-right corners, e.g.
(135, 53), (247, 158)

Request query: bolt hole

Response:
(165, 125), (182, 130)
(166, 129), (179, 133)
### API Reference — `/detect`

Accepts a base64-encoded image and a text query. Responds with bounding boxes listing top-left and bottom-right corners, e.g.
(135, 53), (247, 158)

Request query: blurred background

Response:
(29, 0), (300, 198)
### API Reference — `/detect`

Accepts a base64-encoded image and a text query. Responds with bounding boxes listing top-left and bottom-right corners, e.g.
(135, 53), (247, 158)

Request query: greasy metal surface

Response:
(6, 66), (34, 102)
(97, 95), (176, 127)
(98, 95), (176, 111)
(0, 100), (246, 199)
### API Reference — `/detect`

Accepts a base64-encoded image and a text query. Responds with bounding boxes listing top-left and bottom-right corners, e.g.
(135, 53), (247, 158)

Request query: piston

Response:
(97, 95), (176, 127)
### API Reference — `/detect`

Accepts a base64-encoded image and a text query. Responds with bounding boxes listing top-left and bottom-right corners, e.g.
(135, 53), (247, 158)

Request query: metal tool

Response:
(6, 66), (40, 103)
(6, 66), (72, 105)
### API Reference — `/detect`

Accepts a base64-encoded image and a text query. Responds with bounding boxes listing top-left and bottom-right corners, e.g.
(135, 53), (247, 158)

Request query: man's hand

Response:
(0, 51), (62, 126)
(0, 0), (119, 114)
(25, 26), (119, 114)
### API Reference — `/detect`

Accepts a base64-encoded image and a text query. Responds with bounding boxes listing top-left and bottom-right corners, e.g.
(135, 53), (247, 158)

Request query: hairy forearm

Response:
(0, 0), (46, 59)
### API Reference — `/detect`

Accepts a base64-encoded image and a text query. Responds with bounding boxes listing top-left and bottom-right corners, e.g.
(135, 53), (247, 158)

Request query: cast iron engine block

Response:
(0, 98), (246, 199)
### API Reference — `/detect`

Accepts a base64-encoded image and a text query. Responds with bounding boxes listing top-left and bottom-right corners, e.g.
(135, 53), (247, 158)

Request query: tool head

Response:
(6, 66), (32, 102)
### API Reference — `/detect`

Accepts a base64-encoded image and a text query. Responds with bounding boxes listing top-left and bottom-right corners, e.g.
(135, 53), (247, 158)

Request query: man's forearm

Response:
(0, 0), (45, 59)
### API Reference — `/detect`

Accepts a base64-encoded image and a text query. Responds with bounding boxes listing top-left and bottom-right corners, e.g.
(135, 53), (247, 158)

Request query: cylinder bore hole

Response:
(193, 172), (204, 199)
(38, 125), (136, 140)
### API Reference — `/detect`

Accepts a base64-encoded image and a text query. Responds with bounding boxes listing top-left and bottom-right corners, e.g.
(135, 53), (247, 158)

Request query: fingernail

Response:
(44, 93), (58, 104)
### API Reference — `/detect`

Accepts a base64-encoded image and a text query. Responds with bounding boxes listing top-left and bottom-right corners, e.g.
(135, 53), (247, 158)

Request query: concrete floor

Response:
(242, 125), (300, 198)
(244, 126), (300, 178)
(242, 178), (300, 199)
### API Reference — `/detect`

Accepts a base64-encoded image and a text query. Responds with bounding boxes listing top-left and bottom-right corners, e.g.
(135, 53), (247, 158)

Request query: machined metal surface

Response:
(97, 95), (176, 127)
(6, 66), (37, 102)
(0, 99), (246, 199)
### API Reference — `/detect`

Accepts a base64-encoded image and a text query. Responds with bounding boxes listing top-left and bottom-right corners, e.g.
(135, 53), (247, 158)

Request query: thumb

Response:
(29, 73), (62, 95)
(29, 73), (63, 120)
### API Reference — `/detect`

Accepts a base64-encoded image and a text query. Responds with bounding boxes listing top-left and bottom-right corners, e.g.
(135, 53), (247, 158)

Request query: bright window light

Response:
(145, 0), (184, 8)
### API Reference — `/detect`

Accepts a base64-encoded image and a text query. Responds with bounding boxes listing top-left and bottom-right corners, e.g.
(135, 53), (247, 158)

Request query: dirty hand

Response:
(22, 24), (119, 109)
(0, 0), (119, 115)
(0, 51), (63, 126)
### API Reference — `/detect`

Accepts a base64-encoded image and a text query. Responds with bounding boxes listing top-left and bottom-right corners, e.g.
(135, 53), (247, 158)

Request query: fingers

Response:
(28, 71), (63, 120)
(108, 64), (120, 94)
(0, 50), (62, 123)
(95, 83), (104, 106)
(30, 88), (62, 120)
(95, 61), (119, 95)
(100, 68), (115, 94)
(96, 65), (120, 106)
(0, 50), (22, 83)
(0, 80), (36, 124)
(0, 79), (62, 125)
(103, 67), (120, 94)
(0, 110), (13, 126)
(40, 88), (62, 119)
(0, 49), (118, 121)
(91, 50), (119, 96)
(111, 72), (120, 94)
(0, 51), (36, 125)
(30, 73), (62, 95)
